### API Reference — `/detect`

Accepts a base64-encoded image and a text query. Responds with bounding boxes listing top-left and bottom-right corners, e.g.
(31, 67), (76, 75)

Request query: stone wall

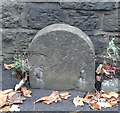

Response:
(1, 0), (120, 63)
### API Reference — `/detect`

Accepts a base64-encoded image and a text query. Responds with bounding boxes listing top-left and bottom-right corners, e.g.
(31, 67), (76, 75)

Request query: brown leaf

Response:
(20, 86), (32, 97)
(73, 96), (84, 107)
(83, 92), (94, 104)
(35, 96), (50, 103)
(0, 94), (8, 107)
(101, 93), (109, 98)
(7, 91), (16, 100)
(62, 95), (71, 100)
(9, 105), (20, 112)
(59, 91), (69, 97)
(108, 92), (119, 98)
(50, 91), (59, 97)
(90, 103), (101, 110)
(4, 63), (14, 70)
(1, 106), (10, 112)
(105, 102), (112, 108)
(107, 96), (118, 106)
(109, 101), (118, 106)
(101, 92), (119, 99)
(59, 91), (71, 99)
(89, 99), (97, 104)
(99, 98), (106, 102)
(0, 89), (13, 94)
(9, 92), (26, 104)
(35, 91), (70, 104)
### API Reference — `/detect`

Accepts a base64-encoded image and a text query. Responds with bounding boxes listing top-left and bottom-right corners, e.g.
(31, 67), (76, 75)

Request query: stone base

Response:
(101, 78), (119, 92)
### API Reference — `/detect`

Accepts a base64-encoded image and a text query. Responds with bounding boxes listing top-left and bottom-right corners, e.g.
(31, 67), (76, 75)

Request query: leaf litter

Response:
(73, 91), (120, 110)
(0, 86), (32, 112)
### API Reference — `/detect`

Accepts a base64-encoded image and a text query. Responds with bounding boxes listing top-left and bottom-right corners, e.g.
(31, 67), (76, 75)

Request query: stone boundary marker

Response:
(28, 23), (95, 92)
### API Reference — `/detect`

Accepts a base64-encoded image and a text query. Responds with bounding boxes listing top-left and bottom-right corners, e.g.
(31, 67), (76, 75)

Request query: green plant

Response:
(11, 57), (30, 79)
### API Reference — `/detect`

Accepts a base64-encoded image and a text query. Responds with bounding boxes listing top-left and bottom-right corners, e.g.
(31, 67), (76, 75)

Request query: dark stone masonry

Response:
(1, 1), (119, 62)
(1, 0), (120, 91)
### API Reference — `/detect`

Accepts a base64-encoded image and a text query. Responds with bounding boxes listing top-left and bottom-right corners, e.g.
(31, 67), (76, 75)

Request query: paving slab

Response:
(1, 65), (119, 112)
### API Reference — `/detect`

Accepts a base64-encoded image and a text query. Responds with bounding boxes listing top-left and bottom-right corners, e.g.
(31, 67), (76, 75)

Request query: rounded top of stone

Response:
(30, 23), (94, 53)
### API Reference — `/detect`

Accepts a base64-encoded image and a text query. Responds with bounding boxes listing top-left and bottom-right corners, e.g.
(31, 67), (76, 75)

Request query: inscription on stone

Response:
(28, 24), (95, 92)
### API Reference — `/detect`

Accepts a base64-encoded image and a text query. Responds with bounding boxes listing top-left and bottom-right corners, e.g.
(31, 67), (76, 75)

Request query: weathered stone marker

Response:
(28, 24), (95, 92)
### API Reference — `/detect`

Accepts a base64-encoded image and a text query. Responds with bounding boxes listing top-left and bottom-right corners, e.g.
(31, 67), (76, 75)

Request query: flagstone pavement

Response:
(0, 64), (119, 112)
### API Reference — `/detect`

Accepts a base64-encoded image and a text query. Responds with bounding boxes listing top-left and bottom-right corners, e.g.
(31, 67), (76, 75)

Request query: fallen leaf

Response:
(35, 96), (49, 103)
(9, 105), (20, 112)
(83, 92), (95, 104)
(89, 99), (97, 104)
(59, 91), (71, 99)
(9, 92), (26, 104)
(35, 91), (70, 104)
(1, 106), (10, 112)
(97, 101), (112, 108)
(108, 92), (119, 98)
(0, 94), (8, 107)
(4, 63), (14, 70)
(73, 96), (84, 107)
(20, 86), (32, 97)
(107, 96), (118, 106)
(90, 103), (101, 110)
(7, 91), (16, 100)
(99, 98), (106, 102)
(109, 101), (118, 106)
(0, 89), (13, 94)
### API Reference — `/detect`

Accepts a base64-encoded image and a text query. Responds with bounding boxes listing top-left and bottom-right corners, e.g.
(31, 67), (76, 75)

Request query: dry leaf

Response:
(0, 89), (13, 107)
(108, 92), (119, 98)
(97, 101), (112, 108)
(7, 91), (16, 100)
(89, 99), (97, 104)
(99, 98), (106, 102)
(20, 86), (32, 97)
(4, 63), (14, 70)
(0, 94), (8, 107)
(73, 96), (84, 107)
(83, 92), (95, 104)
(108, 96), (118, 106)
(9, 105), (20, 112)
(35, 96), (49, 103)
(9, 92), (26, 104)
(0, 98), (7, 107)
(59, 91), (71, 99)
(0, 89), (13, 94)
(1, 106), (10, 112)
(35, 91), (70, 104)
(109, 101), (118, 106)
(90, 103), (101, 110)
